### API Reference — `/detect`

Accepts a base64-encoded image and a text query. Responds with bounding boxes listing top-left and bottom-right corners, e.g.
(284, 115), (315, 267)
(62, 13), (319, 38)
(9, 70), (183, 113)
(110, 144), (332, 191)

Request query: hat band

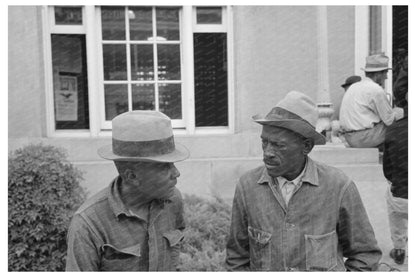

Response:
(365, 63), (388, 68)
(265, 107), (315, 128)
(112, 136), (175, 157)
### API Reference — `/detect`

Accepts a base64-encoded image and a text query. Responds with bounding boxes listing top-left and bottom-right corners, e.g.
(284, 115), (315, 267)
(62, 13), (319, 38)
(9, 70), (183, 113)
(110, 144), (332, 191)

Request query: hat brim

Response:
(253, 115), (326, 145)
(361, 67), (392, 72)
(97, 142), (189, 163)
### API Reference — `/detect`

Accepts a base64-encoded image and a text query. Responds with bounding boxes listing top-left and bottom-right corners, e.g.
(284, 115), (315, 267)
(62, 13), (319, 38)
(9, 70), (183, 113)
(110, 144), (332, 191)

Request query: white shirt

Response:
(339, 77), (400, 131)
(276, 162), (307, 205)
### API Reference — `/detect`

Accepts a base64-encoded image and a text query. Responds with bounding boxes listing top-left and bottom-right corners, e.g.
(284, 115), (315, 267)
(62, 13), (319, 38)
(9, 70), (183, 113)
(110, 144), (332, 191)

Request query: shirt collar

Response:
(257, 156), (319, 187)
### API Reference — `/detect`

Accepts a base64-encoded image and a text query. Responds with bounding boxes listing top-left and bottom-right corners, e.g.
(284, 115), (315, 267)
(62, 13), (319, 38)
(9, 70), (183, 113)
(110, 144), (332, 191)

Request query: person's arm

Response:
(225, 182), (250, 271)
(337, 182), (382, 271)
(370, 92), (396, 126)
(66, 214), (101, 271)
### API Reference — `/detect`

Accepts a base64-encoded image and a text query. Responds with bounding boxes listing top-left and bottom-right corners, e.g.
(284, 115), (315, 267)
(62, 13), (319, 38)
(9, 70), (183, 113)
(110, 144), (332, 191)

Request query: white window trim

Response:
(42, 5), (235, 137)
(355, 5), (393, 100)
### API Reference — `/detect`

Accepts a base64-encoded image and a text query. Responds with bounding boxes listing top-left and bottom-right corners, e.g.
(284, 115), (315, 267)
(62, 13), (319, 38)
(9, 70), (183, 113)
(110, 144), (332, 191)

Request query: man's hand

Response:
(392, 107), (404, 120)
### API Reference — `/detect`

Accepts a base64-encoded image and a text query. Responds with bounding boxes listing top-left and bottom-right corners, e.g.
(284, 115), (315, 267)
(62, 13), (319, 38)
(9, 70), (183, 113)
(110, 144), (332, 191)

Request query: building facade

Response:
(8, 5), (407, 199)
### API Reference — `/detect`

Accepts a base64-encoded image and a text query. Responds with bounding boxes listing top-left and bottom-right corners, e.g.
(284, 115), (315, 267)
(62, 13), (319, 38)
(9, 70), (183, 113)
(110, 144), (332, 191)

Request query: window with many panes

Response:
(44, 5), (233, 136)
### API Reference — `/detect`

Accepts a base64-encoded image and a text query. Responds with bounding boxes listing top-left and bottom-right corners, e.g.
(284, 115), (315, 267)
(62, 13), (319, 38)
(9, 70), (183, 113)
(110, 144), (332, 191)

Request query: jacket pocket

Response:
(248, 226), (272, 271)
(305, 230), (337, 271)
(100, 243), (141, 271)
(163, 229), (184, 247)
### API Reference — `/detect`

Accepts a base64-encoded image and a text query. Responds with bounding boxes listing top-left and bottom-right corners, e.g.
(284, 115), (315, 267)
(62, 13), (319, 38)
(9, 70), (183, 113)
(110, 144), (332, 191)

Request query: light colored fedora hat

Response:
(98, 110), (189, 162)
(361, 54), (392, 72)
(253, 91), (326, 145)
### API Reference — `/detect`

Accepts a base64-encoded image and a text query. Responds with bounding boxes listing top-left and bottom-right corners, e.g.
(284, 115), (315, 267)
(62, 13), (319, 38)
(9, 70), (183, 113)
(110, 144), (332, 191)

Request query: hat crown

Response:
(274, 91), (318, 127)
(364, 54), (390, 72)
(112, 110), (172, 141)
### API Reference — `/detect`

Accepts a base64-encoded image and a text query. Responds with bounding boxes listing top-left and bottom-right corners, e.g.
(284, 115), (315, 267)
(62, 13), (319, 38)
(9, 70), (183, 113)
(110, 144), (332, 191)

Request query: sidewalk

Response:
(355, 180), (408, 272)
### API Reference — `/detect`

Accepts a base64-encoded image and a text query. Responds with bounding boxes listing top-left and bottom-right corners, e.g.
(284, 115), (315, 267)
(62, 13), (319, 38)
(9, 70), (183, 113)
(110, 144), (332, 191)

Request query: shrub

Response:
(8, 144), (86, 271)
(178, 194), (232, 271)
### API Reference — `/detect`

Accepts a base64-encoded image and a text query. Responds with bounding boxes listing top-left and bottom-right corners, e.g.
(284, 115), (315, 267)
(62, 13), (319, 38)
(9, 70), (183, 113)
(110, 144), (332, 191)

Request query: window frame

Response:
(42, 5), (235, 137)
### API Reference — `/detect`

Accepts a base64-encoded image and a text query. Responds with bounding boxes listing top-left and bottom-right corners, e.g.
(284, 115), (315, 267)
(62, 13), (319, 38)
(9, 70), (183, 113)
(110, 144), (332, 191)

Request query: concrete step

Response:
(74, 156), (384, 199)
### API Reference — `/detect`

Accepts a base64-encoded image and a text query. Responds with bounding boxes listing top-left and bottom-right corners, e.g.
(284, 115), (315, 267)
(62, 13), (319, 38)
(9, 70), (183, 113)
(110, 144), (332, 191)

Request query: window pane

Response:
(157, 45), (181, 80)
(55, 6), (82, 25)
(159, 84), (182, 119)
(196, 7), (222, 24)
(194, 33), (228, 127)
(130, 44), (154, 81)
(129, 7), (152, 40)
(104, 84), (128, 120)
(51, 34), (89, 130)
(132, 84), (155, 110)
(101, 6), (125, 40)
(156, 8), (180, 40)
(103, 44), (127, 80)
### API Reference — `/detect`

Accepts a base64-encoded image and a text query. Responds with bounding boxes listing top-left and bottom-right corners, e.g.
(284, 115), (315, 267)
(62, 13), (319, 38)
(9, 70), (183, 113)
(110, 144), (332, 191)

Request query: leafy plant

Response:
(178, 194), (232, 271)
(8, 144), (86, 271)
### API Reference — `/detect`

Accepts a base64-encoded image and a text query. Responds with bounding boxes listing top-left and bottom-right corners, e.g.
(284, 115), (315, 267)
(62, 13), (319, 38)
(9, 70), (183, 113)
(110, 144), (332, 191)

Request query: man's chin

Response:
(265, 167), (282, 178)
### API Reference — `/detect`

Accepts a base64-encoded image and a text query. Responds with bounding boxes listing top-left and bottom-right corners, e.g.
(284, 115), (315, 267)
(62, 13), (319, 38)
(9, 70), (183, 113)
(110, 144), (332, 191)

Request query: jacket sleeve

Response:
(66, 214), (101, 271)
(225, 181), (250, 271)
(337, 182), (382, 271)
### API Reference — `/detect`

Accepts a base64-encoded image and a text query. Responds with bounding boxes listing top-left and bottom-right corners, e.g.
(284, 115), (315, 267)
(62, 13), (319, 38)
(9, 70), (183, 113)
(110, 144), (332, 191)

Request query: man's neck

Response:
(283, 157), (307, 181)
(118, 179), (152, 211)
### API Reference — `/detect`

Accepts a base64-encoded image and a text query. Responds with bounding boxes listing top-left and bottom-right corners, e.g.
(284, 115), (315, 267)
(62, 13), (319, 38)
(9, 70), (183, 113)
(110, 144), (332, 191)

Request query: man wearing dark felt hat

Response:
(225, 91), (381, 271)
(66, 110), (189, 271)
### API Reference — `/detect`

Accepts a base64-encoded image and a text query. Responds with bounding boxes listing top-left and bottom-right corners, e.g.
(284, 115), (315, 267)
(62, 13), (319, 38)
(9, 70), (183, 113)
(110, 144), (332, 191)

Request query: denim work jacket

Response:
(225, 157), (381, 271)
(66, 177), (185, 271)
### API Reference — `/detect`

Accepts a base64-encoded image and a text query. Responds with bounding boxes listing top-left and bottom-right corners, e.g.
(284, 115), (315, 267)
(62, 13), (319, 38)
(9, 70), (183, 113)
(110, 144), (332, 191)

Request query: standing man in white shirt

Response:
(339, 54), (403, 148)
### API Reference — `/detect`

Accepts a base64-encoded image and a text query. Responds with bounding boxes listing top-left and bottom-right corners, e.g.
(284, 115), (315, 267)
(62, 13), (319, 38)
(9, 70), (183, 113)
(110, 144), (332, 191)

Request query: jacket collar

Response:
(108, 176), (172, 220)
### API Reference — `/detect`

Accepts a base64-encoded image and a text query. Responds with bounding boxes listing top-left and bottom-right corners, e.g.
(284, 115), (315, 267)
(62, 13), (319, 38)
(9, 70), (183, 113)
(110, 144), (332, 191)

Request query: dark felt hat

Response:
(253, 91), (326, 145)
(98, 110), (189, 162)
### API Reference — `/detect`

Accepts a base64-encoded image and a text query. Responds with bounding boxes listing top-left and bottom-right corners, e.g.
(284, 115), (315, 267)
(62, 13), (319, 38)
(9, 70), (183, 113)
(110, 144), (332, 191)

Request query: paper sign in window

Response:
(55, 75), (78, 121)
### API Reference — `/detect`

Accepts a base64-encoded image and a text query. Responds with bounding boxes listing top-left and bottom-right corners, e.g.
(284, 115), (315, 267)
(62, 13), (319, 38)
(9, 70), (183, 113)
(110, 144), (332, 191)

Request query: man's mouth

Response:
(264, 160), (280, 168)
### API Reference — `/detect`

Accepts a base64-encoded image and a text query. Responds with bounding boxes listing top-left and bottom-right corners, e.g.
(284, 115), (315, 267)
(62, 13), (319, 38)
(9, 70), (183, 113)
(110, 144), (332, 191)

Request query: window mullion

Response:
(153, 7), (159, 111)
(125, 6), (133, 111)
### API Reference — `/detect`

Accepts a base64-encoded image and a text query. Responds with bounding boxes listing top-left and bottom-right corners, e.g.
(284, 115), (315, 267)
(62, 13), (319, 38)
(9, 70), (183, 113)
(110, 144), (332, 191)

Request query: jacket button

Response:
(286, 223), (295, 228)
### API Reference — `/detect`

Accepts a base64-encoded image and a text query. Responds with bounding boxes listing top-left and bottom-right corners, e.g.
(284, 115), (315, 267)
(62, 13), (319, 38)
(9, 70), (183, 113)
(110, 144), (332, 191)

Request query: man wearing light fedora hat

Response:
(226, 91), (381, 271)
(66, 110), (189, 271)
(339, 53), (403, 148)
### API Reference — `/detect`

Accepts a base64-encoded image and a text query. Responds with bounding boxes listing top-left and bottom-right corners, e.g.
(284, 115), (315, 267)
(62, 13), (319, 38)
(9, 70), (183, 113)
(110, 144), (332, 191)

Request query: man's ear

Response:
(123, 168), (137, 181)
(303, 138), (314, 155)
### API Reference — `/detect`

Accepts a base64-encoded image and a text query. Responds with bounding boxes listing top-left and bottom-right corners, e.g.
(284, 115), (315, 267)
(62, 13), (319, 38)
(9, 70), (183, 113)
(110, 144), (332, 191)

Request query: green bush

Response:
(8, 144), (86, 271)
(178, 194), (232, 271)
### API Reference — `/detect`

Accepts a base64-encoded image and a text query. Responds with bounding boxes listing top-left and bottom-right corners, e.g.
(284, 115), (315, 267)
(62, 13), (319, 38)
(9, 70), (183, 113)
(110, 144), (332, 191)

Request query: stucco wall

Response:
(8, 6), (46, 138)
(234, 6), (319, 133)
(327, 6), (355, 119)
(233, 6), (356, 132)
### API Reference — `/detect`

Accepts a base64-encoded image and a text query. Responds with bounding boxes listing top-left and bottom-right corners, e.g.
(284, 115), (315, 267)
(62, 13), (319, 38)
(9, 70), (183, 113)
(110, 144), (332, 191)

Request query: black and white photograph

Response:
(6, 1), (411, 272)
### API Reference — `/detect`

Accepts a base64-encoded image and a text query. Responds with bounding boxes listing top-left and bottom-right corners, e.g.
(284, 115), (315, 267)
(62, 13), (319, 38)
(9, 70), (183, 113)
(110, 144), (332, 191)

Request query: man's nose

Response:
(263, 143), (275, 158)
(170, 164), (180, 179)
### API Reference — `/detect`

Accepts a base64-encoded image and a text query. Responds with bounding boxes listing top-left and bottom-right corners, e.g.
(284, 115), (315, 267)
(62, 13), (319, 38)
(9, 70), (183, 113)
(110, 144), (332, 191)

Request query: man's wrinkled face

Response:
(128, 162), (180, 200)
(261, 125), (309, 179)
